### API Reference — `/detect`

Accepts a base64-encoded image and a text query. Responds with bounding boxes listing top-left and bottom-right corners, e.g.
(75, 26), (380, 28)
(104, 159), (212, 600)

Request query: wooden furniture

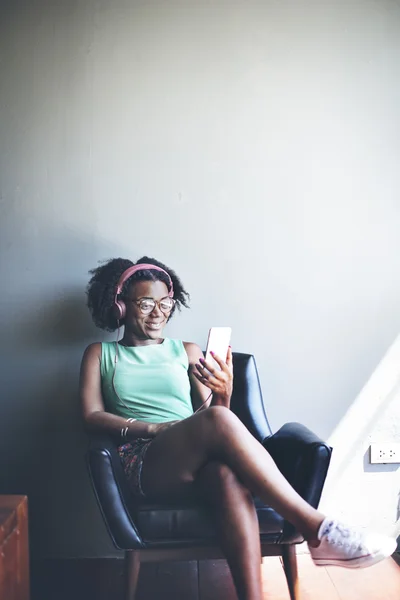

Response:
(0, 495), (30, 600)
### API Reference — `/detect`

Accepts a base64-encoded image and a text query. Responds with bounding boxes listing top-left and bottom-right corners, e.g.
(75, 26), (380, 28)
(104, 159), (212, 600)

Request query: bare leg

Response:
(196, 461), (262, 600)
(142, 406), (324, 543)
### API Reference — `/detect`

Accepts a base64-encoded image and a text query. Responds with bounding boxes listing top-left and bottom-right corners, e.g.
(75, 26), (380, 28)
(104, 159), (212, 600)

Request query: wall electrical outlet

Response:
(370, 443), (400, 464)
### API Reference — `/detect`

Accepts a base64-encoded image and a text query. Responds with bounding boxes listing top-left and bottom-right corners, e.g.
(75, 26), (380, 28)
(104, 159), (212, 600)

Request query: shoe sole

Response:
(312, 540), (397, 569)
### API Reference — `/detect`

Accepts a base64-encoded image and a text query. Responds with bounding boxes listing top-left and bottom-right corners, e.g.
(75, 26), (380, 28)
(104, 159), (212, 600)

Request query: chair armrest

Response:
(88, 431), (120, 453)
(263, 422), (332, 508)
(87, 432), (145, 550)
(263, 422), (332, 544)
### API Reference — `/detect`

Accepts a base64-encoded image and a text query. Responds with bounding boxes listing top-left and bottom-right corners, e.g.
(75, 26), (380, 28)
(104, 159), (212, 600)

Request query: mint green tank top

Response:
(100, 339), (194, 423)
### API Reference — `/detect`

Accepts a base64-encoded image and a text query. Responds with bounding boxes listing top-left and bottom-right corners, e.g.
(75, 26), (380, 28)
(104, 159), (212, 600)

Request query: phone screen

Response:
(205, 327), (232, 366)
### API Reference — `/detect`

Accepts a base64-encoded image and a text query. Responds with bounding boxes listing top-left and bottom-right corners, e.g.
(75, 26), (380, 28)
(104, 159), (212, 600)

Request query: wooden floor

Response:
(32, 554), (400, 600)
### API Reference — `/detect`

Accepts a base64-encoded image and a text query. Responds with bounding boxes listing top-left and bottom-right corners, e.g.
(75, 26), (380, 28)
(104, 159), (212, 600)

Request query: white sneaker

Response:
(309, 518), (397, 569)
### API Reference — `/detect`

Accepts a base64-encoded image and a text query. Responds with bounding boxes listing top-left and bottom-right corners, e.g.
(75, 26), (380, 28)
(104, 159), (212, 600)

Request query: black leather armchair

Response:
(87, 353), (332, 600)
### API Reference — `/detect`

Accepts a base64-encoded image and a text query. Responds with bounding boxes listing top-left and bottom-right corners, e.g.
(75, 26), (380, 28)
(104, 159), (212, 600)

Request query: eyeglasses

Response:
(129, 296), (176, 315)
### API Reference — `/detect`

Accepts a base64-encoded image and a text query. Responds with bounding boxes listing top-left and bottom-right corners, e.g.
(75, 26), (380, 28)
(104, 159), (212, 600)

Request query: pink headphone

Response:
(112, 263), (174, 321)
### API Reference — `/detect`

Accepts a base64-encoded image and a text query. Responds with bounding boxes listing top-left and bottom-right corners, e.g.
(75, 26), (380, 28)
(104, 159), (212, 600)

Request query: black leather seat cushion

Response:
(135, 498), (284, 544)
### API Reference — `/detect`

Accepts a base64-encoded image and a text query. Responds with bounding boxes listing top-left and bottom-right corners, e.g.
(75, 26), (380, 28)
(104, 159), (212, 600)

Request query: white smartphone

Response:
(205, 327), (232, 367)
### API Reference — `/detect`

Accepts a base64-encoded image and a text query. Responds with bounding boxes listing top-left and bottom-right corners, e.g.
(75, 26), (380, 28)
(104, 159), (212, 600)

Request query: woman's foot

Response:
(308, 518), (397, 569)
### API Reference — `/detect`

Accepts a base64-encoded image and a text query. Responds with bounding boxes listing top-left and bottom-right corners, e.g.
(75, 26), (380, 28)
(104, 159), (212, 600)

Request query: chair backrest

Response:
(229, 352), (272, 442)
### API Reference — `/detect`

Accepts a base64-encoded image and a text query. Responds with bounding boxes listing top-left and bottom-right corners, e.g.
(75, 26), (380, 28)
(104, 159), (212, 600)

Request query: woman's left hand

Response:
(193, 347), (233, 408)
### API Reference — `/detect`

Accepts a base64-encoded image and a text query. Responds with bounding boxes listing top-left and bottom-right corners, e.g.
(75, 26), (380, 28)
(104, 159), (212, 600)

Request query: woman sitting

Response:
(80, 256), (396, 600)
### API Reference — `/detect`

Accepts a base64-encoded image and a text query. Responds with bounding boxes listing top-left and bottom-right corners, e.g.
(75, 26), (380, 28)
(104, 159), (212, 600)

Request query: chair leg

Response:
(281, 545), (299, 600)
(124, 550), (141, 600)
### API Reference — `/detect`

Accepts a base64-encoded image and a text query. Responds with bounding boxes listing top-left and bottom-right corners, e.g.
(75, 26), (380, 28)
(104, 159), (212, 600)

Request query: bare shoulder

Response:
(82, 342), (102, 364)
(182, 341), (204, 365)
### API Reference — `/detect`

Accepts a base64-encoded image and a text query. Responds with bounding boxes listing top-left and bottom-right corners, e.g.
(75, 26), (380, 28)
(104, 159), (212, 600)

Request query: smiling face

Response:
(123, 279), (171, 344)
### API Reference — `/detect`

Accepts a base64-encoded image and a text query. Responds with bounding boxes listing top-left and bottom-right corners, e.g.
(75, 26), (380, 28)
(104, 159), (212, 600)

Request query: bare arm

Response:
(79, 343), (174, 440)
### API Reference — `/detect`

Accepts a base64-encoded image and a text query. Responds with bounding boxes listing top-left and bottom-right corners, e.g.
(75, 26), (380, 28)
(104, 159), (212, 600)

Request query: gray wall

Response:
(1, 0), (399, 558)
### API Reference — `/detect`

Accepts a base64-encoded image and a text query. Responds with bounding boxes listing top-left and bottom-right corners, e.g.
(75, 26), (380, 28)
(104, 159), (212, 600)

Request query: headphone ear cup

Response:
(112, 299), (126, 321)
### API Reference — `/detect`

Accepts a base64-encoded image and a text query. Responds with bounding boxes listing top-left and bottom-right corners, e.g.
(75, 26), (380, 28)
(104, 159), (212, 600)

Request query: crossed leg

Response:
(196, 461), (263, 600)
(141, 406), (325, 600)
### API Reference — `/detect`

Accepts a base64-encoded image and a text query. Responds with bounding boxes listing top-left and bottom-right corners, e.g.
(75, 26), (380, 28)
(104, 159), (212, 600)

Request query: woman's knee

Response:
(197, 461), (238, 497)
(199, 405), (241, 435)
(199, 460), (236, 486)
(197, 461), (252, 501)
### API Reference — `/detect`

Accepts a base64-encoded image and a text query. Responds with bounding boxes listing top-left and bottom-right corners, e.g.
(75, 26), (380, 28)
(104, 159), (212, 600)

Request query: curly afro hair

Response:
(86, 256), (190, 332)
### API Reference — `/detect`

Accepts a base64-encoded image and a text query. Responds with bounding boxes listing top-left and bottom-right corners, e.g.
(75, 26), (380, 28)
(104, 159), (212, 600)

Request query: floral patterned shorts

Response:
(117, 438), (153, 498)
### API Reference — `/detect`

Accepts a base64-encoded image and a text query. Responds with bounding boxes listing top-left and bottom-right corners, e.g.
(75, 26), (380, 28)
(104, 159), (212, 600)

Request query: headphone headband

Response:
(116, 264), (174, 297)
